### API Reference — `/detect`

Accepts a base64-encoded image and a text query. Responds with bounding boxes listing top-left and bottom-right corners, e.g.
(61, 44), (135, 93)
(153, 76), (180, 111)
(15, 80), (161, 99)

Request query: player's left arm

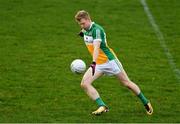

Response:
(78, 29), (85, 37)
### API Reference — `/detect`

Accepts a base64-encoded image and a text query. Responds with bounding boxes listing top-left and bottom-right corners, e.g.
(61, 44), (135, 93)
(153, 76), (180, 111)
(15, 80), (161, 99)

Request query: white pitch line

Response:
(140, 0), (180, 82)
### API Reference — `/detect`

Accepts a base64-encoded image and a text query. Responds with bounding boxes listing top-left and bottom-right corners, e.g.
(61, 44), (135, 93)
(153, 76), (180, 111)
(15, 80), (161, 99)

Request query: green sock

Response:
(137, 92), (149, 105)
(95, 97), (106, 107)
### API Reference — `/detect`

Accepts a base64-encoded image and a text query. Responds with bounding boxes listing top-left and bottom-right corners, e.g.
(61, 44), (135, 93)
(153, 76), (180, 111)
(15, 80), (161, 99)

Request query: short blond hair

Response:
(75, 10), (91, 22)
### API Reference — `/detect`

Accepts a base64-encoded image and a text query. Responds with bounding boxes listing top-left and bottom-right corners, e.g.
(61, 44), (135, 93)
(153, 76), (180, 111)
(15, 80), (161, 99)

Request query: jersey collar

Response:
(87, 22), (94, 31)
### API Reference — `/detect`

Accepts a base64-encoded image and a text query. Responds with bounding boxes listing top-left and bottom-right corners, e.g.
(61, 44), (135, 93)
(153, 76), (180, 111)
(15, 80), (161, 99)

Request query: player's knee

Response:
(80, 83), (85, 89)
(80, 82), (90, 89)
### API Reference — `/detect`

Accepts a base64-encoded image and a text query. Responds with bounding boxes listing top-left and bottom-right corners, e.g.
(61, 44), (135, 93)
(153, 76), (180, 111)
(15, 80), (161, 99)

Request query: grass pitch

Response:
(0, 0), (179, 122)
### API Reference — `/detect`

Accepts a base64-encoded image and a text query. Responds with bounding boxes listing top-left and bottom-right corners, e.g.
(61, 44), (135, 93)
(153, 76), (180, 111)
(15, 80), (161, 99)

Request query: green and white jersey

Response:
(82, 22), (116, 64)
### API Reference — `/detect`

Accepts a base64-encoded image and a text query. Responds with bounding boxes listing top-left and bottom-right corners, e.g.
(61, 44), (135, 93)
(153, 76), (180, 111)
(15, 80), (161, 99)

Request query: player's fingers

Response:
(92, 67), (95, 76)
(91, 66), (93, 76)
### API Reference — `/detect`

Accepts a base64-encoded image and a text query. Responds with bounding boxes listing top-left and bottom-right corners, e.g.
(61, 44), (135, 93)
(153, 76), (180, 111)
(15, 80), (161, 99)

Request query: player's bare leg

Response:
(81, 67), (109, 115)
(81, 68), (103, 100)
(115, 69), (153, 115)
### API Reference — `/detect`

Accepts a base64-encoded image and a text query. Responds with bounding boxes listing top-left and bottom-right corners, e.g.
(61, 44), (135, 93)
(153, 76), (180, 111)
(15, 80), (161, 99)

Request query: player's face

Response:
(78, 18), (91, 30)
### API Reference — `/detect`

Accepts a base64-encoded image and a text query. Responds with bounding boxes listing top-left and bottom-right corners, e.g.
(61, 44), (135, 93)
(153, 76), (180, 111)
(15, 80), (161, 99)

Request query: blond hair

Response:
(75, 10), (91, 22)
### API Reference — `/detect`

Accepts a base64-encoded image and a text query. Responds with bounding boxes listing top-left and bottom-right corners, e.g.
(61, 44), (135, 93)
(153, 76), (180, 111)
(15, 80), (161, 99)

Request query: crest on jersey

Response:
(84, 35), (93, 43)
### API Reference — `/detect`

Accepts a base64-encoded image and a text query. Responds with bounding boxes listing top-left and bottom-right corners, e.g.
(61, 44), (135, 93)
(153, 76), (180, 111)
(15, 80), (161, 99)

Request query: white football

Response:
(70, 59), (86, 74)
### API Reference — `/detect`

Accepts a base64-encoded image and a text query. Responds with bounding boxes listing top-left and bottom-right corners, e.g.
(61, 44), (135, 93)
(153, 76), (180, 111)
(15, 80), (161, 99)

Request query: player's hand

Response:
(78, 31), (84, 37)
(90, 62), (96, 76)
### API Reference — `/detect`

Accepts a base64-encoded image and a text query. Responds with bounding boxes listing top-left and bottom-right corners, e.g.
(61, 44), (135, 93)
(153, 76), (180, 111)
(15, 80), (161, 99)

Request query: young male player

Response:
(75, 10), (153, 115)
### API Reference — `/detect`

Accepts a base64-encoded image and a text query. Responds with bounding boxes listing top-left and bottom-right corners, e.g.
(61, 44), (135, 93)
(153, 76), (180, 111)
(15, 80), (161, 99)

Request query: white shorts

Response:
(96, 59), (123, 76)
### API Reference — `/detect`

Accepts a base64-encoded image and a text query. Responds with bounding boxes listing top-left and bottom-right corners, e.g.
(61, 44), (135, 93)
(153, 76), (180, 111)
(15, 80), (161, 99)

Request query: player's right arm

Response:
(90, 28), (103, 75)
(92, 41), (100, 63)
(90, 40), (101, 76)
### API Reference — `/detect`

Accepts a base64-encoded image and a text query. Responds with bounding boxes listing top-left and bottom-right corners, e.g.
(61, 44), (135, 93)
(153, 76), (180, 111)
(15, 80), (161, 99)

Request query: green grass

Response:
(0, 0), (179, 122)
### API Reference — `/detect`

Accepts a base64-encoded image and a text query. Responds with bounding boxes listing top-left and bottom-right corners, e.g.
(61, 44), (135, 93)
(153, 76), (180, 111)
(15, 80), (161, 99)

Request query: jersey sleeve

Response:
(92, 28), (103, 42)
